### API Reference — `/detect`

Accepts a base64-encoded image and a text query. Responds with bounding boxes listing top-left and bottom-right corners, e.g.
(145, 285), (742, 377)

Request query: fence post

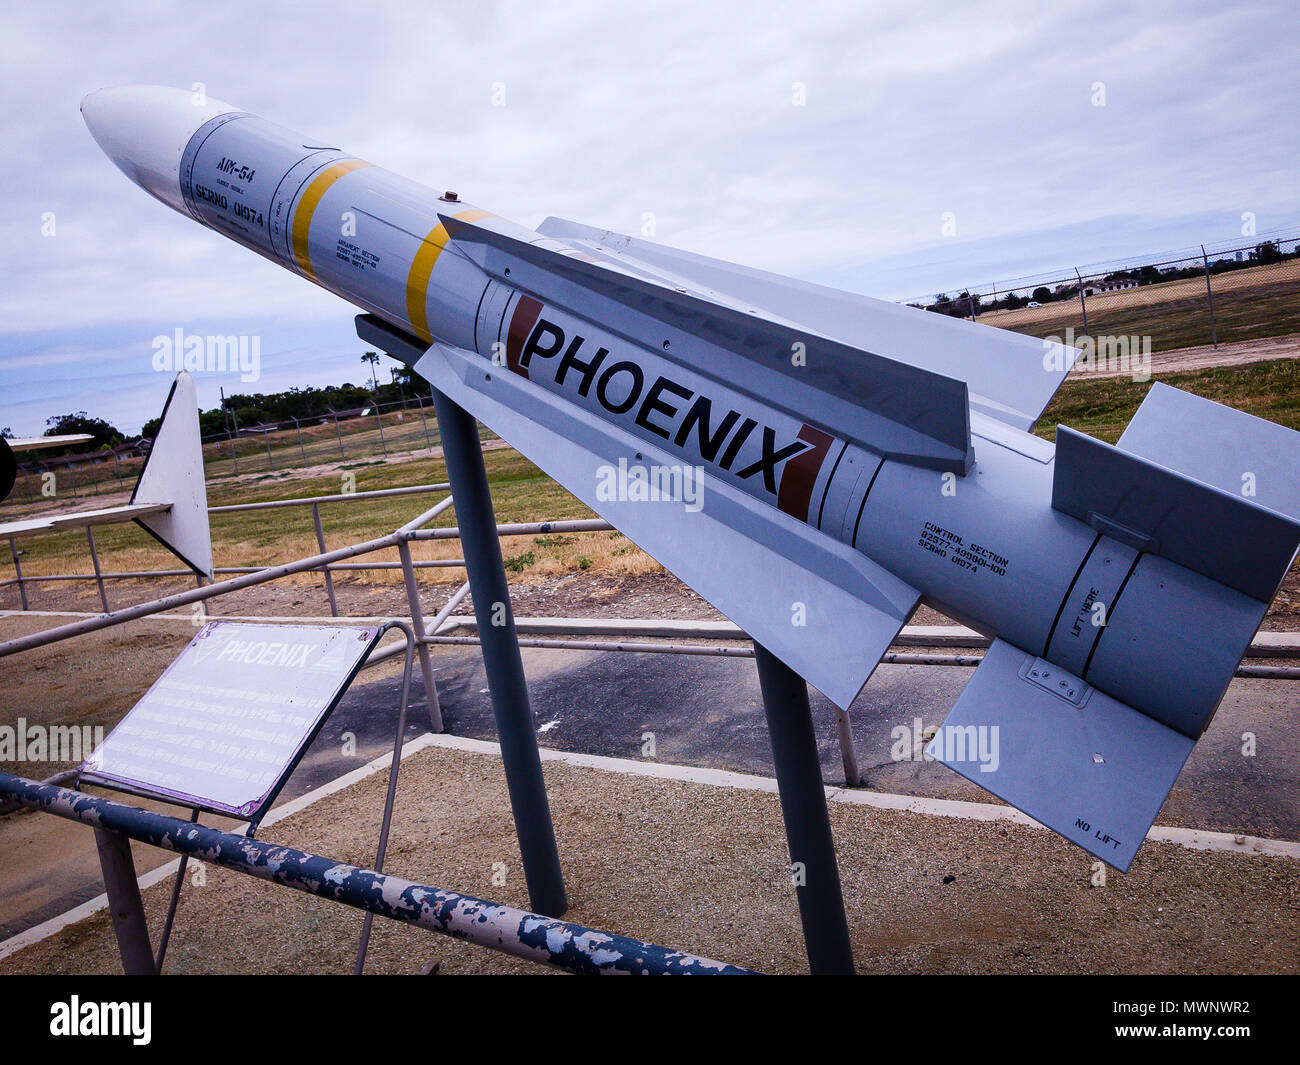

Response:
(227, 429), (239, 476)
(1074, 267), (1090, 340)
(86, 525), (111, 613)
(397, 538), (444, 732)
(311, 502), (338, 617)
(8, 537), (28, 611)
(1201, 244), (1218, 349)
(334, 414), (345, 459)
(375, 404), (388, 457)
(264, 433), (274, 471)
(833, 706), (862, 786)
(294, 417), (307, 465)
(417, 394), (433, 449)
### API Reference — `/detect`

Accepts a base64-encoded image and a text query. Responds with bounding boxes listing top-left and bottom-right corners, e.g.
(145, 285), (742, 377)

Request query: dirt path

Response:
(1081, 331), (1300, 378)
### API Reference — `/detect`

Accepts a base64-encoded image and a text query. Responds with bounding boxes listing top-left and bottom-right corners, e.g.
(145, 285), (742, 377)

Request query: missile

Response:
(82, 85), (1300, 869)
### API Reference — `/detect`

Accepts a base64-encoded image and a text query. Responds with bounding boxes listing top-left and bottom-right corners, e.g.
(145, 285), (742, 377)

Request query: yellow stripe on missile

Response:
(405, 208), (494, 342)
(290, 159), (372, 281)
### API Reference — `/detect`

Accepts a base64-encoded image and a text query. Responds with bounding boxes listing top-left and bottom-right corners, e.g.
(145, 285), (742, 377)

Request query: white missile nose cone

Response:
(81, 85), (239, 213)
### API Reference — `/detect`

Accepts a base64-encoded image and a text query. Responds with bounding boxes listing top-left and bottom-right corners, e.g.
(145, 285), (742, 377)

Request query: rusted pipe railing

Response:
(0, 531), (407, 657)
(0, 772), (754, 976)
(0, 559), (466, 584)
(405, 518), (611, 541)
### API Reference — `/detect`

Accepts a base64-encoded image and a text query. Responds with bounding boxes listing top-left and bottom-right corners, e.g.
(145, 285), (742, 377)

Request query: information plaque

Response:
(81, 621), (381, 821)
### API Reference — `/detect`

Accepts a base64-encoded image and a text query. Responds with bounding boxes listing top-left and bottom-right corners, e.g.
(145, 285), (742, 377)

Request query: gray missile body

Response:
(82, 85), (1300, 869)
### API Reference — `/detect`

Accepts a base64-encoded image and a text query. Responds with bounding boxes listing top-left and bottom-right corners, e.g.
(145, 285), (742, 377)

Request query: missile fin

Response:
(1118, 381), (1300, 522)
(415, 340), (920, 709)
(929, 638), (1193, 871)
(1053, 425), (1300, 603)
(537, 215), (1078, 432)
(442, 214), (973, 474)
(129, 371), (214, 580)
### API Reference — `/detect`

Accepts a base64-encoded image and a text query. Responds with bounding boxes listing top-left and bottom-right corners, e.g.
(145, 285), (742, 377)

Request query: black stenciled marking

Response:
(472, 279), (491, 355)
(735, 426), (811, 495)
(1081, 551), (1143, 681)
(266, 148), (338, 262)
(814, 441), (847, 532)
(1043, 532), (1102, 659)
(180, 112), (249, 223)
(850, 457), (886, 548)
(517, 315), (811, 498)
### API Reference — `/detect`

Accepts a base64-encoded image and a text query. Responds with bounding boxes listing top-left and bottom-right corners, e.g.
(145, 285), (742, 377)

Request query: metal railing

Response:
(3, 482), (454, 616)
(0, 770), (754, 975)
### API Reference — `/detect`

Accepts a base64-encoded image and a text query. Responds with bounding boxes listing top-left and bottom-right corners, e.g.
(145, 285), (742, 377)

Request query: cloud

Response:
(1, 0), (1297, 433)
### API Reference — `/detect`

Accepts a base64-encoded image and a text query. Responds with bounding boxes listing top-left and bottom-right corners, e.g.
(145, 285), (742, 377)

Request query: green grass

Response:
(6, 359), (1299, 595)
(1037, 357), (1300, 444)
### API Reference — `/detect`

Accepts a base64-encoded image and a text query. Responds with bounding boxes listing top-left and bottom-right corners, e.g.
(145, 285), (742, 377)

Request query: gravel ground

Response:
(2, 744), (1296, 975)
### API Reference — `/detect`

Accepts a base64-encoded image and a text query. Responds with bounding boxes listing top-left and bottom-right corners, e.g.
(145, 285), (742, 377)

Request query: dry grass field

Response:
(973, 258), (1300, 352)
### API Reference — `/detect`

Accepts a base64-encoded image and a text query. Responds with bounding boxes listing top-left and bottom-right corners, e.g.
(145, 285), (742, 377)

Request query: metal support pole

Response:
(753, 642), (854, 975)
(1202, 244), (1218, 349)
(9, 537), (28, 611)
(334, 414), (345, 458)
(355, 622), (416, 974)
(375, 405), (388, 456)
(93, 827), (157, 975)
(294, 417), (307, 464)
(833, 706), (863, 787)
(430, 388), (567, 917)
(398, 539), (444, 733)
(264, 433), (274, 470)
(85, 525), (111, 613)
(311, 502), (339, 617)
(155, 808), (199, 971)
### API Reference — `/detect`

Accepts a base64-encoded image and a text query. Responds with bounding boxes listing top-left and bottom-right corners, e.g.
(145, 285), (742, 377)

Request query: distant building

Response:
(1083, 277), (1139, 296)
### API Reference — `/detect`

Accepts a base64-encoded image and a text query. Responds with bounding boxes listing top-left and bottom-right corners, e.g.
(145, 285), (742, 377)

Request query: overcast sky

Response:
(2, 0), (1297, 435)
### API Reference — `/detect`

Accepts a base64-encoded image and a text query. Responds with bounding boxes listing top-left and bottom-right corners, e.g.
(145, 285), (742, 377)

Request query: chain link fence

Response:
(906, 229), (1300, 353)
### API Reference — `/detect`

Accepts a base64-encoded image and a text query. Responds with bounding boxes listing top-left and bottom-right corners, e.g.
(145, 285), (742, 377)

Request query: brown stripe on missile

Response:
(505, 295), (544, 378)
(777, 424), (835, 522)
